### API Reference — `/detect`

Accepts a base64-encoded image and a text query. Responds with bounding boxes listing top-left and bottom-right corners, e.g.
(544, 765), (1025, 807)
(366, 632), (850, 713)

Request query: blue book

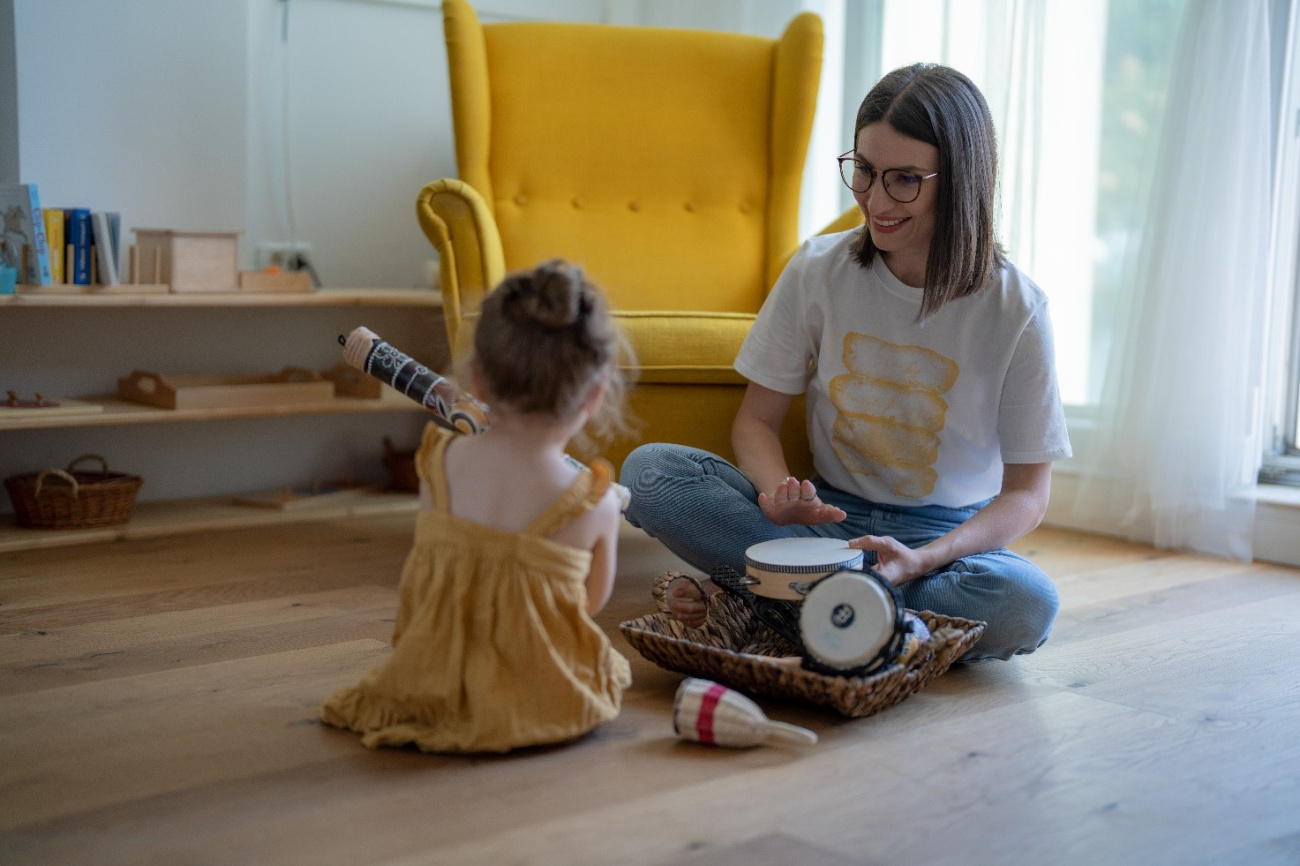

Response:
(65, 208), (92, 285)
(0, 183), (53, 285)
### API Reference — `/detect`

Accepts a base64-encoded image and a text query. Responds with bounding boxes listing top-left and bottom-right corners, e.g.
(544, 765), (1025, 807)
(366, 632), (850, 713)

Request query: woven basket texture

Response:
(620, 571), (985, 718)
(4, 455), (143, 530)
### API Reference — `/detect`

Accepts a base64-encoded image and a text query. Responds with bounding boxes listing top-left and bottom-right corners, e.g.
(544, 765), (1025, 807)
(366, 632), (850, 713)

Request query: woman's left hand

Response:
(848, 534), (928, 586)
(758, 477), (847, 527)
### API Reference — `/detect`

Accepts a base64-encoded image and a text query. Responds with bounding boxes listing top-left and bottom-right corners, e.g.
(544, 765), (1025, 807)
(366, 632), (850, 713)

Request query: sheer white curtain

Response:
(874, 0), (1107, 405)
(1069, 0), (1274, 560)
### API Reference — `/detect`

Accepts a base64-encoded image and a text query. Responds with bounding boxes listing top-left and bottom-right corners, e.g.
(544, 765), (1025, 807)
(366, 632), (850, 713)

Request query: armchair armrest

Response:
(817, 205), (864, 236)
(416, 178), (507, 350)
(770, 207), (866, 281)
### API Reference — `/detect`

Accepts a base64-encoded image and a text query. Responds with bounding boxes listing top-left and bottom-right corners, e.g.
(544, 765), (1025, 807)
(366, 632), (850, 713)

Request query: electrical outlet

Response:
(256, 242), (312, 270)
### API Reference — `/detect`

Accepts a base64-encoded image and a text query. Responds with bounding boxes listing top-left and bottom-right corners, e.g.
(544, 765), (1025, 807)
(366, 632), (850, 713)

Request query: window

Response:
(844, 0), (1188, 407)
(1257, 0), (1300, 484)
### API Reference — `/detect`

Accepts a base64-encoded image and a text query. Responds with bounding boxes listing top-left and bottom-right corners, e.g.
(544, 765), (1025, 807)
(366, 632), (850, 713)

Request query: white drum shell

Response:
(798, 571), (898, 670)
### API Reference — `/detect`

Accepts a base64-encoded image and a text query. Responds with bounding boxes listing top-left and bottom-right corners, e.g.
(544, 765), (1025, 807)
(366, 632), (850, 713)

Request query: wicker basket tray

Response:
(619, 572), (985, 718)
(4, 454), (144, 530)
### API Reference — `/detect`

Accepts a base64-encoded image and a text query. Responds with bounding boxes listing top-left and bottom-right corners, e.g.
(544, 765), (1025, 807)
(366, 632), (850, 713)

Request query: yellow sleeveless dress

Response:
(320, 423), (631, 753)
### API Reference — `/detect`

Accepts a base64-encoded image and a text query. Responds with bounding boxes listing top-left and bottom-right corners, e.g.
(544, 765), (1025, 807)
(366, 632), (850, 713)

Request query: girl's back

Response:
(320, 259), (635, 753)
(320, 423), (630, 754)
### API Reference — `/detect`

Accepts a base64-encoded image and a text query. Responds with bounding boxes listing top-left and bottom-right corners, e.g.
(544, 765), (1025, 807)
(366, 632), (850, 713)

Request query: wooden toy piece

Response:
(238, 267), (312, 293)
(0, 391), (104, 416)
(672, 678), (817, 748)
(321, 363), (383, 399)
(233, 480), (378, 510)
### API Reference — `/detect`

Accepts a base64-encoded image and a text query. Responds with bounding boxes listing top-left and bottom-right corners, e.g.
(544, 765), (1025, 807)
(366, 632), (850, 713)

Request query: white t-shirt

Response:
(735, 230), (1072, 508)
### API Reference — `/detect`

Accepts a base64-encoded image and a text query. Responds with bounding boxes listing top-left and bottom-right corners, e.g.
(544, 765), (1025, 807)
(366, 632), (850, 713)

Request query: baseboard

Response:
(1045, 469), (1300, 569)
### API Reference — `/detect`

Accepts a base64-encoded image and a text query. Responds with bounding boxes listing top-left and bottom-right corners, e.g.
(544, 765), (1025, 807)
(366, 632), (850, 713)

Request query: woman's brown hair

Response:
(470, 259), (635, 454)
(850, 63), (1005, 318)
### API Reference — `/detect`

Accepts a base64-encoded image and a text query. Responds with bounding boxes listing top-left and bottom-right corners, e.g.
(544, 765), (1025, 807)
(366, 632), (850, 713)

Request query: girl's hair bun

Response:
(501, 259), (590, 330)
(469, 259), (636, 454)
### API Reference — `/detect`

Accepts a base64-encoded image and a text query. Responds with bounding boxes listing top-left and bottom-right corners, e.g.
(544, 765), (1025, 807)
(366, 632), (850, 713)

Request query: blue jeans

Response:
(620, 443), (1059, 661)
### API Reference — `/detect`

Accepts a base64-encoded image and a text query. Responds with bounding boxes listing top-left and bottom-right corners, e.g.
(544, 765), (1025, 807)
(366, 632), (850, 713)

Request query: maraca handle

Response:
(761, 720), (818, 747)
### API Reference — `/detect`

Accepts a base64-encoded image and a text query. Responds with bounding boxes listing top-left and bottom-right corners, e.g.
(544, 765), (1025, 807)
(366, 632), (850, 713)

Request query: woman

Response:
(620, 63), (1071, 661)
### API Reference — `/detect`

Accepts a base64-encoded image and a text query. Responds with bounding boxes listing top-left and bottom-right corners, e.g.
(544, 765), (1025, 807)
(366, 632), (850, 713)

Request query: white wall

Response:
(0, 0), (845, 507)
(13, 0), (248, 244)
(7, 0), (846, 289)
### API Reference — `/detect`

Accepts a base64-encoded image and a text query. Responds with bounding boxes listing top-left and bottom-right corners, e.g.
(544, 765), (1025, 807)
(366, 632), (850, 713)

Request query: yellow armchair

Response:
(417, 0), (832, 474)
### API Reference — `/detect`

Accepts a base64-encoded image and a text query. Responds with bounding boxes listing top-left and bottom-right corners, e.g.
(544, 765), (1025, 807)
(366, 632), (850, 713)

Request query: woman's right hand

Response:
(758, 477), (847, 527)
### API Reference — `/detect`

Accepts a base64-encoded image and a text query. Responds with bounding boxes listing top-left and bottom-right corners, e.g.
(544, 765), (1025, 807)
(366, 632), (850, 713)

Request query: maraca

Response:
(672, 678), (817, 748)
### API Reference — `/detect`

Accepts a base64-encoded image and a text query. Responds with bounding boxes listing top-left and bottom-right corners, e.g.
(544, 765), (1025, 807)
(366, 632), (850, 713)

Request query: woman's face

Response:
(852, 122), (940, 286)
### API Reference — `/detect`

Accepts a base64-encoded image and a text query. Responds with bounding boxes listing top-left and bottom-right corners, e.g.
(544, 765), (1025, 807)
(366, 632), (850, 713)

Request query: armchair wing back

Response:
(418, 0), (825, 473)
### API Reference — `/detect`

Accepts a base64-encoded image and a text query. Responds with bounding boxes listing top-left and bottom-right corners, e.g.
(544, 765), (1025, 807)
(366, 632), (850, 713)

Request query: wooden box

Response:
(320, 363), (382, 399)
(134, 229), (239, 292)
(238, 269), (312, 293)
(117, 368), (334, 410)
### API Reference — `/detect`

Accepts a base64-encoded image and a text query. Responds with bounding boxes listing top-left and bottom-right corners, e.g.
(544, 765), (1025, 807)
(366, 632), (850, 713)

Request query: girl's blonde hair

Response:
(470, 260), (635, 454)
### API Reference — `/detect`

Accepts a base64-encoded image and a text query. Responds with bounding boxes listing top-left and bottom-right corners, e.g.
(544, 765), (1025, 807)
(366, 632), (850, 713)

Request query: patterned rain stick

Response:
(341, 326), (489, 435)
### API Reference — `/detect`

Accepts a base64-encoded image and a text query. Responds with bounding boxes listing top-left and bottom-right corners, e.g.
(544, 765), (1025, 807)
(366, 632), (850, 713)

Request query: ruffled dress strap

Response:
(414, 422), (457, 514)
(524, 457), (614, 538)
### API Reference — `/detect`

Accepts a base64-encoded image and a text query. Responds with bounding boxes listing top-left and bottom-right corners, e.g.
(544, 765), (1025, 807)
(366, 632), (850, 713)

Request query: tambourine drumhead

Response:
(744, 537), (864, 601)
(798, 571), (898, 670)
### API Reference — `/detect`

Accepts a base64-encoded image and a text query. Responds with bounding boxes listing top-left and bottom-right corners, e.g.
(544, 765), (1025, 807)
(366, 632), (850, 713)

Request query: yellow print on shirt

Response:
(829, 333), (959, 498)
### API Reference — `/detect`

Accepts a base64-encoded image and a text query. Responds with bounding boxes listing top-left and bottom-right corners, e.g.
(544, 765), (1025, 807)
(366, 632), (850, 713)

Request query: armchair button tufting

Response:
(572, 197), (583, 208)
(684, 202), (696, 212)
(738, 201), (753, 214)
(628, 201), (641, 212)
(514, 193), (528, 206)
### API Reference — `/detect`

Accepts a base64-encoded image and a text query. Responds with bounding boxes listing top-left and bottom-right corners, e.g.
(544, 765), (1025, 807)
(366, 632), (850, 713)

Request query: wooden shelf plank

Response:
(0, 288), (442, 308)
(0, 491), (418, 554)
(0, 394), (426, 431)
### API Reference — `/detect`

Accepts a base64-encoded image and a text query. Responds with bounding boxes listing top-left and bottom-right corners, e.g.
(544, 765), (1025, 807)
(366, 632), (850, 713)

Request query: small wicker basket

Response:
(620, 572), (986, 718)
(4, 454), (144, 530)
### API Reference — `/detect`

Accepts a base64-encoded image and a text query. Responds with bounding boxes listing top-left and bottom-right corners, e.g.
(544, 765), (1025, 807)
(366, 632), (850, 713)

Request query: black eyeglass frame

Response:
(837, 151), (939, 204)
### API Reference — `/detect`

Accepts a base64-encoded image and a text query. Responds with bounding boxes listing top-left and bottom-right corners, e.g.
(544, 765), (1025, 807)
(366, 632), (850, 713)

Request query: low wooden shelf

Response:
(0, 393), (425, 431)
(0, 489), (419, 554)
(0, 288), (442, 307)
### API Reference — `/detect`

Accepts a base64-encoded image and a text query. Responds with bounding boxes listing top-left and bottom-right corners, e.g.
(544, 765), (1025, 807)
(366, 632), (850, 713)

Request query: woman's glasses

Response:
(837, 152), (938, 203)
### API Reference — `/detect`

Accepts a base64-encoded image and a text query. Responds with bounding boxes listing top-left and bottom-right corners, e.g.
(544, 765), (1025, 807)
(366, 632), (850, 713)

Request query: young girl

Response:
(621, 63), (1071, 662)
(322, 260), (633, 752)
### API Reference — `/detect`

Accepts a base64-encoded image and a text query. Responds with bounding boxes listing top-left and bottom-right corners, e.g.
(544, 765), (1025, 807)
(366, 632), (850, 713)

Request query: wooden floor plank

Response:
(2, 515), (1299, 866)
(407, 691), (1299, 866)
(0, 586), (397, 695)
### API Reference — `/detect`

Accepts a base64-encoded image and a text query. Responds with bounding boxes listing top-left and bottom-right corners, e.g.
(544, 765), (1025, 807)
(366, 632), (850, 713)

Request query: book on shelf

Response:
(65, 208), (91, 285)
(91, 211), (120, 286)
(43, 208), (64, 284)
(0, 183), (53, 285)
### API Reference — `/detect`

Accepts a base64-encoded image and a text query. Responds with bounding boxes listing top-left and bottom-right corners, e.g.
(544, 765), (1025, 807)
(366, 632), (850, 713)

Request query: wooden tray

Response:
(117, 367), (334, 410)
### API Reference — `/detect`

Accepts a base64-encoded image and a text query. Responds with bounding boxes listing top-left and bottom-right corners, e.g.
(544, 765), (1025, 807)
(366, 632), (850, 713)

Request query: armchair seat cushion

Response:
(615, 311), (753, 385)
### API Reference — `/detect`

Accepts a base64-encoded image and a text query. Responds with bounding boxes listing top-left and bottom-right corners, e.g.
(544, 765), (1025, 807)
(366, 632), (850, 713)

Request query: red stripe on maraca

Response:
(697, 682), (727, 744)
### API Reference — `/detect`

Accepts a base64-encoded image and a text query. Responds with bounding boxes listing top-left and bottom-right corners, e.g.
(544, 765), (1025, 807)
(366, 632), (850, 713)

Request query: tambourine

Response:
(711, 537), (928, 677)
(743, 537), (864, 600)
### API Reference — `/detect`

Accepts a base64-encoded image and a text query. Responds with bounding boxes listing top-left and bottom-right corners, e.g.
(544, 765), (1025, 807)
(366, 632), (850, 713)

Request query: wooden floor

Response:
(2, 516), (1300, 866)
